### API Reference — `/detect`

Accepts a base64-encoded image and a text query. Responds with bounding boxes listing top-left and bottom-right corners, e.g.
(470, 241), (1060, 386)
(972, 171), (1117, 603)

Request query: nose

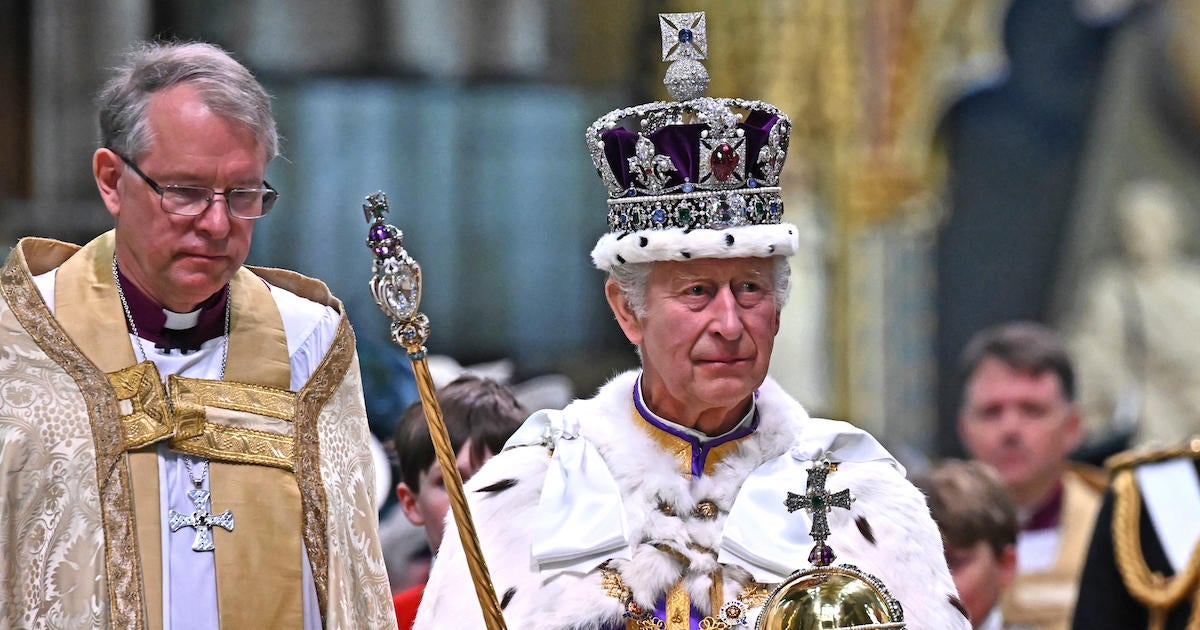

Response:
(193, 194), (233, 237)
(709, 286), (745, 339)
(995, 407), (1026, 436)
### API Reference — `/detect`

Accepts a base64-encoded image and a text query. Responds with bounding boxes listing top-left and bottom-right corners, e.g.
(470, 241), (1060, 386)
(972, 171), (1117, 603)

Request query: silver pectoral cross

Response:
(168, 486), (234, 552)
(785, 459), (853, 566)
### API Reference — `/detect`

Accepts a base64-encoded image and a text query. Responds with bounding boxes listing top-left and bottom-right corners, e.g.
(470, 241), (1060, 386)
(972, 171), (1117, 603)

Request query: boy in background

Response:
(390, 375), (527, 628)
(914, 459), (1033, 630)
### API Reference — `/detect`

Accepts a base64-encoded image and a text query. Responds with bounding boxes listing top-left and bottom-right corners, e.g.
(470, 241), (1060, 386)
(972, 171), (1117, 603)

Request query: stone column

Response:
(22, 0), (148, 242)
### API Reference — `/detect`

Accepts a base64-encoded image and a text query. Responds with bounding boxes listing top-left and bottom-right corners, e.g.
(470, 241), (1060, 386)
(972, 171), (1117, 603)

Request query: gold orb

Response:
(755, 565), (904, 629)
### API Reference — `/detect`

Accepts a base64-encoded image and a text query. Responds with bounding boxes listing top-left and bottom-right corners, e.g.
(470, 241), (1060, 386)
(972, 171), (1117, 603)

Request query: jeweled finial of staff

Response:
(360, 191), (508, 629)
(363, 192), (429, 357)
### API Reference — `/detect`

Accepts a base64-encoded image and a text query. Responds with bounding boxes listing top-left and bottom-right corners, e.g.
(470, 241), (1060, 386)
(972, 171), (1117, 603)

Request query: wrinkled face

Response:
(946, 541), (1015, 627)
(397, 440), (492, 553)
(94, 82), (266, 312)
(608, 257), (780, 432)
(958, 358), (1081, 505)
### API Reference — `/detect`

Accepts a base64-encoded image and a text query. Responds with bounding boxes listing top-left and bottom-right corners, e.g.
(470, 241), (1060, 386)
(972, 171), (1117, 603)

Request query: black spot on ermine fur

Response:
(477, 478), (518, 494)
(949, 595), (968, 618)
(855, 516), (876, 544)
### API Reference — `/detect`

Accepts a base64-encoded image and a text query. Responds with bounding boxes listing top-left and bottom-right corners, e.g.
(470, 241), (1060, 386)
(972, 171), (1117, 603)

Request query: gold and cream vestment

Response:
(0, 232), (396, 629)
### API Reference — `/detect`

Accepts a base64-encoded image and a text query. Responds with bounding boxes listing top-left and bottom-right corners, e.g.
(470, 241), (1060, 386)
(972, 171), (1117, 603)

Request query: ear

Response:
(605, 277), (644, 347)
(956, 411), (970, 451)
(93, 148), (124, 220)
(1062, 402), (1085, 453)
(996, 543), (1018, 591)
(396, 482), (425, 527)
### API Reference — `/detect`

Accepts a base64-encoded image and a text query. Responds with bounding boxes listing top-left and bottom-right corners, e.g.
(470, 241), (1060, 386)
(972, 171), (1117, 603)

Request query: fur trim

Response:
(590, 223), (800, 270)
(416, 371), (969, 630)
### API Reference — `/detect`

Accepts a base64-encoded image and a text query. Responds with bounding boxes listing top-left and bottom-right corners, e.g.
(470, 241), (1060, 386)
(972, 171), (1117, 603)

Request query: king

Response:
(415, 12), (969, 630)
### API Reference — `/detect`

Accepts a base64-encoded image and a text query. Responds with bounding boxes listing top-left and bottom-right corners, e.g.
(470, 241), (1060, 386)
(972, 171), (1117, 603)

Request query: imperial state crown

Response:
(587, 11), (800, 271)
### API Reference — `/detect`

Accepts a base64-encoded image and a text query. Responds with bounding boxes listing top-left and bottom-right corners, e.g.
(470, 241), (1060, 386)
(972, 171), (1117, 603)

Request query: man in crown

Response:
(416, 13), (968, 630)
(0, 41), (395, 628)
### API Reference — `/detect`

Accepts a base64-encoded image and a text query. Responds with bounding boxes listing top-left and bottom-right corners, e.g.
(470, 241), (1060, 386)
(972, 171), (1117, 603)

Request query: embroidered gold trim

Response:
(1107, 437), (1200, 471)
(172, 424), (296, 470)
(1111, 468), (1200, 630)
(2, 249), (145, 629)
(167, 376), (298, 470)
(104, 366), (300, 470)
(599, 564), (738, 630)
(666, 581), (689, 629)
(293, 315), (355, 618)
(709, 567), (724, 620)
(170, 375), (296, 419)
(739, 582), (772, 609)
(109, 362), (173, 449)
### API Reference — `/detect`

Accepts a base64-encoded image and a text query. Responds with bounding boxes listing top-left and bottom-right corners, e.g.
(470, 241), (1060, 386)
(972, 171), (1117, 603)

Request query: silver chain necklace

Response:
(113, 253), (236, 552)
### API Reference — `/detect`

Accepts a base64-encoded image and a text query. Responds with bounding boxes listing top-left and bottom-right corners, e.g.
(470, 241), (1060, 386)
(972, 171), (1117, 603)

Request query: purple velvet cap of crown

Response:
(601, 111), (781, 192)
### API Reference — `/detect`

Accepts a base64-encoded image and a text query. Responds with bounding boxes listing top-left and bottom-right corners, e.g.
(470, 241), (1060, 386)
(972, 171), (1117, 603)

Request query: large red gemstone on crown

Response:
(710, 143), (739, 182)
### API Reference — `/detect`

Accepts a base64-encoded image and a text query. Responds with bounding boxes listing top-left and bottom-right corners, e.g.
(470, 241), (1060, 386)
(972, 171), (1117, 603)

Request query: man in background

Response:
(958, 321), (1105, 630)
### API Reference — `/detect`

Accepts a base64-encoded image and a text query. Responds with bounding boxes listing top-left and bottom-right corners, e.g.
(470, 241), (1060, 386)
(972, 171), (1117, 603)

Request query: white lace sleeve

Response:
(268, 282), (341, 391)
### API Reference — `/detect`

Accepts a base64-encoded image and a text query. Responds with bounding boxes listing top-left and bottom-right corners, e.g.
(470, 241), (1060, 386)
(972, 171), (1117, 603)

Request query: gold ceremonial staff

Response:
(361, 192), (508, 630)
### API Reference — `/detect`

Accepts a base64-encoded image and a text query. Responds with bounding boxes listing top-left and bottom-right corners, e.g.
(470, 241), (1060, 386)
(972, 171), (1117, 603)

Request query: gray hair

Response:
(98, 41), (278, 161)
(609, 256), (792, 318)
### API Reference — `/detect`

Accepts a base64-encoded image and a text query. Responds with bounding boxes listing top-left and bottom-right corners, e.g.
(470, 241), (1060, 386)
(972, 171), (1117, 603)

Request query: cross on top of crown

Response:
(660, 12), (707, 62)
(785, 459), (854, 567)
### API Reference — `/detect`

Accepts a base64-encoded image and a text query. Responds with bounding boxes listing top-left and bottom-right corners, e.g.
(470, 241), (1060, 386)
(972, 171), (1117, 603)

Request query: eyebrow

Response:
(670, 267), (771, 284)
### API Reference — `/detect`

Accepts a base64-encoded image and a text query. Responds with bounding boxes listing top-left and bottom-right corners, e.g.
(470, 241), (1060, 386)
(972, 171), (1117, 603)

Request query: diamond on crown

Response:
(586, 98), (789, 199)
(587, 99), (789, 234)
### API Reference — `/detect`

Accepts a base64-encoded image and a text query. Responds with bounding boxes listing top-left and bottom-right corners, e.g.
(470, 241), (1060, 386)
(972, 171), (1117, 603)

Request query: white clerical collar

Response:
(633, 372), (757, 444)
(162, 307), (201, 330)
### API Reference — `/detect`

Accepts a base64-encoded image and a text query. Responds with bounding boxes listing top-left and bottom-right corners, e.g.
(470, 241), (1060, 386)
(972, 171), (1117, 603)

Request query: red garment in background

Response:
(393, 583), (425, 629)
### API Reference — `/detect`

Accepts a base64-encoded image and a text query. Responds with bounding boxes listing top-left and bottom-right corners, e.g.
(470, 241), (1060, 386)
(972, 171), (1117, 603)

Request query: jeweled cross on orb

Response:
(168, 486), (234, 552)
(785, 459), (853, 566)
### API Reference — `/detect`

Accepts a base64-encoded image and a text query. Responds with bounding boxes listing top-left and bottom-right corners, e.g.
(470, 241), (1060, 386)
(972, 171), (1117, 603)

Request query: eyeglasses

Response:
(116, 153), (279, 219)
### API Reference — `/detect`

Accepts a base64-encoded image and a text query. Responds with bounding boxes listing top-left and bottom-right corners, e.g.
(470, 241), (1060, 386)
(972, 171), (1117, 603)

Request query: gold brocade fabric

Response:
(108, 366), (299, 471)
(0, 233), (396, 629)
(0, 241), (136, 628)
